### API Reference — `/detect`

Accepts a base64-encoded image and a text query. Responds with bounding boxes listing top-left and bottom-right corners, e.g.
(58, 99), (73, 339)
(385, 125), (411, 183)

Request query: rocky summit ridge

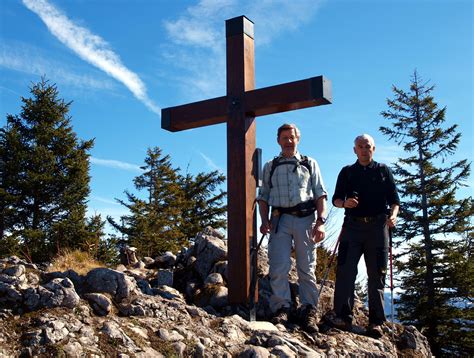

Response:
(0, 227), (432, 357)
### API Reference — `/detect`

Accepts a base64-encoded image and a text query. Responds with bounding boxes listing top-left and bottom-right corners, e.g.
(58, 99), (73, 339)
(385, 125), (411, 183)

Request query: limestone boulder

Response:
(84, 267), (138, 301)
(84, 293), (113, 316)
(194, 233), (227, 280)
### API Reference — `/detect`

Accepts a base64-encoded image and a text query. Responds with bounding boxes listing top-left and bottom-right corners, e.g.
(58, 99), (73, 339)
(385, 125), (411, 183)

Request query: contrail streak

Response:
(22, 0), (160, 115)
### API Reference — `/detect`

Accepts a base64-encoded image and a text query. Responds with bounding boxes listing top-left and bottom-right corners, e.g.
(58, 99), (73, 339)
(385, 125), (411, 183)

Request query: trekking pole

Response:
(249, 232), (267, 322)
(389, 227), (395, 340)
(314, 227), (344, 310)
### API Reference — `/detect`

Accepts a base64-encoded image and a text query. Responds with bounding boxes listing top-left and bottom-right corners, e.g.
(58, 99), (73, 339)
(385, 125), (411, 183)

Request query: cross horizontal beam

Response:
(161, 76), (331, 132)
(245, 76), (331, 117)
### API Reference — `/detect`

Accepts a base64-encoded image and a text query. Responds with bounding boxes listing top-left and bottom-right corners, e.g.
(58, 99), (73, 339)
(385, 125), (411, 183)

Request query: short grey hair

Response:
(354, 134), (375, 146)
(277, 123), (301, 139)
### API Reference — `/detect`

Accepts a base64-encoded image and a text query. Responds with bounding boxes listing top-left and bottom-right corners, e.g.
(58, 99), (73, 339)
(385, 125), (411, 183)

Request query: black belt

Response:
(278, 208), (314, 218)
(348, 213), (386, 223)
(273, 200), (316, 218)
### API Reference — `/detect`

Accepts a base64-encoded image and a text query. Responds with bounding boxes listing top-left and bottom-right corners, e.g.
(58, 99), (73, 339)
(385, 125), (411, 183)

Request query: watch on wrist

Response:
(317, 217), (327, 224)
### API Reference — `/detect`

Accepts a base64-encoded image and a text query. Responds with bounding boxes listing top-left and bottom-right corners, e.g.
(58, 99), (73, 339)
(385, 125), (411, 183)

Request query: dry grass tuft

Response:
(48, 249), (104, 275)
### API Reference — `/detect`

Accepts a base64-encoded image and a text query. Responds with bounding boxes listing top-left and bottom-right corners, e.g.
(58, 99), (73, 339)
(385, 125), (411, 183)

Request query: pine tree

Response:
(0, 78), (94, 261)
(315, 205), (340, 283)
(0, 124), (24, 255)
(380, 71), (473, 356)
(109, 147), (227, 258)
(108, 147), (185, 257)
(85, 214), (119, 265)
(180, 170), (227, 240)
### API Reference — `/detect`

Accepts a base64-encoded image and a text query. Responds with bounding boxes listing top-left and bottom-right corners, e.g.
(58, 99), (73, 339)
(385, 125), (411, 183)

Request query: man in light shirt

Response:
(257, 123), (327, 333)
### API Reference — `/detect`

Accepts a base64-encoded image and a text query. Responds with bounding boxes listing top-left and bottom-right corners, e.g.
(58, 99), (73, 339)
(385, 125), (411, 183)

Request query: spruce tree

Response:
(86, 214), (119, 265)
(108, 147), (228, 258)
(380, 71), (473, 356)
(315, 205), (340, 282)
(0, 78), (94, 261)
(180, 170), (227, 240)
(0, 124), (24, 256)
(108, 147), (185, 257)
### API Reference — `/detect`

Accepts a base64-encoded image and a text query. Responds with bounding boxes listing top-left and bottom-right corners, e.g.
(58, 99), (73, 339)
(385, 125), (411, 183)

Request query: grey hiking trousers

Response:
(268, 212), (318, 313)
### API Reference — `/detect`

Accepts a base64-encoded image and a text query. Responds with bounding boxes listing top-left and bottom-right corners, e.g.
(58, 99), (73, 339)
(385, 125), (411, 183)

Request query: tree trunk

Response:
(414, 82), (438, 354)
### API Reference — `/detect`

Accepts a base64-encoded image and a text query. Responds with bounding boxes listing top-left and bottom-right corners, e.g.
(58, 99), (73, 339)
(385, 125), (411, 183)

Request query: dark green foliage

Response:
(82, 214), (118, 265)
(0, 78), (95, 262)
(313, 225), (339, 305)
(180, 170), (226, 240)
(315, 244), (337, 283)
(315, 206), (341, 283)
(108, 147), (227, 258)
(380, 71), (473, 356)
(96, 235), (120, 266)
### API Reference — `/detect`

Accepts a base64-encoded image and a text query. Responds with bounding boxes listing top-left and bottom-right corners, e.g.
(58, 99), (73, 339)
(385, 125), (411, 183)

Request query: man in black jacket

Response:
(331, 134), (400, 338)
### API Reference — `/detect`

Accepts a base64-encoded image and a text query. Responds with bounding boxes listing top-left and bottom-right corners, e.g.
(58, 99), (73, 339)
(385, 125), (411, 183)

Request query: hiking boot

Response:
(300, 305), (319, 334)
(272, 306), (291, 325)
(331, 317), (353, 332)
(366, 323), (384, 338)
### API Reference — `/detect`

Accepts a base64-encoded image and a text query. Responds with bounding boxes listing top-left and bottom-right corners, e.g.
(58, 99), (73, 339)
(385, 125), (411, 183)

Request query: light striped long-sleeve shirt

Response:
(257, 152), (327, 208)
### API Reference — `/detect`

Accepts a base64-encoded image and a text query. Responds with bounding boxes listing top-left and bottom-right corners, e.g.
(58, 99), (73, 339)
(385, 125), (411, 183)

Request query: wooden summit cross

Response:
(162, 16), (332, 305)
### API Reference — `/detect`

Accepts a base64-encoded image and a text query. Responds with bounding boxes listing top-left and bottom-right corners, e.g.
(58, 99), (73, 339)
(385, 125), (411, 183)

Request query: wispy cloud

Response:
(199, 152), (223, 172)
(162, 0), (325, 100)
(90, 196), (121, 206)
(90, 157), (143, 173)
(0, 85), (22, 97)
(375, 144), (402, 166)
(86, 206), (130, 233)
(0, 42), (115, 91)
(245, 0), (325, 46)
(22, 0), (160, 115)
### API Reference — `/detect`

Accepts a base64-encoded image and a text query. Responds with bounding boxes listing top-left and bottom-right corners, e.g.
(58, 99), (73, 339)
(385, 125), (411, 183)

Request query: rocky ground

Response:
(0, 227), (432, 357)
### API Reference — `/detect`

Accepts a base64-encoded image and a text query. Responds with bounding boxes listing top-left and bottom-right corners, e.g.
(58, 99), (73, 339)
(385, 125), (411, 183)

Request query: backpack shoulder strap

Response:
(300, 155), (312, 176)
(343, 164), (353, 181)
(269, 155), (313, 189)
(269, 156), (281, 189)
(376, 162), (388, 181)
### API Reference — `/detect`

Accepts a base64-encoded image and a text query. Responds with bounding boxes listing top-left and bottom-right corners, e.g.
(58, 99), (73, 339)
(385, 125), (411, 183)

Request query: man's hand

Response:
(312, 222), (325, 243)
(260, 219), (272, 234)
(343, 197), (359, 208)
(387, 204), (399, 228)
(387, 215), (397, 228)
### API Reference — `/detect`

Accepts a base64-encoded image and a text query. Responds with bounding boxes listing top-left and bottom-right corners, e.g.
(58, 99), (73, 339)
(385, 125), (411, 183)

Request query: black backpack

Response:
(268, 155), (312, 189)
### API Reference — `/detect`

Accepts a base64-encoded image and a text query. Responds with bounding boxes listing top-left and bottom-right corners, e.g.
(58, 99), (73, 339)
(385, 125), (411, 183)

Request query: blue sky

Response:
(1, 0), (472, 243)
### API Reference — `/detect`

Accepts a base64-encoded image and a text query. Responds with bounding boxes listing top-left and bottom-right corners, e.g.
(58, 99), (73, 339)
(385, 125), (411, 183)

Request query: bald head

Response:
(353, 134), (376, 166)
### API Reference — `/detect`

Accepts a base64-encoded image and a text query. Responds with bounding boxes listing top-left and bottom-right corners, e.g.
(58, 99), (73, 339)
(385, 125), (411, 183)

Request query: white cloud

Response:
(246, 0), (324, 45)
(0, 42), (114, 91)
(90, 157), (143, 173)
(164, 0), (235, 51)
(22, 0), (160, 115)
(199, 152), (223, 172)
(162, 0), (325, 100)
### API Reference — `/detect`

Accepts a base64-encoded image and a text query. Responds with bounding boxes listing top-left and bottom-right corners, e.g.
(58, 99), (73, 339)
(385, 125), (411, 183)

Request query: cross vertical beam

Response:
(225, 16), (255, 304)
